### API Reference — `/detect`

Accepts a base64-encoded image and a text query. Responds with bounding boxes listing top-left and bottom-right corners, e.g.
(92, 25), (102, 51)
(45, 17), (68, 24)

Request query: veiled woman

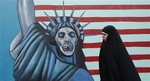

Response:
(99, 25), (141, 81)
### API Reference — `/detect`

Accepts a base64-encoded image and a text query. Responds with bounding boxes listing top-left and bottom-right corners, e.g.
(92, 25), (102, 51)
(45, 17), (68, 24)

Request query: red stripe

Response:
(34, 5), (150, 10)
(36, 17), (150, 22)
(86, 56), (99, 62)
(130, 54), (150, 60)
(137, 67), (150, 73)
(89, 67), (150, 75)
(86, 55), (150, 62)
(89, 70), (100, 75)
(83, 42), (101, 48)
(83, 42), (150, 48)
(84, 29), (150, 35)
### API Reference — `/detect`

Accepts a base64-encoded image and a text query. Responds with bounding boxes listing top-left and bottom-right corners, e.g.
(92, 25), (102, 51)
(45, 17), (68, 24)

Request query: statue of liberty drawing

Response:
(10, 0), (94, 81)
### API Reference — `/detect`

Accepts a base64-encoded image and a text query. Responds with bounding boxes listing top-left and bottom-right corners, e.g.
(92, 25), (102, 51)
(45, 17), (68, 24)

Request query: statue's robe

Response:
(10, 22), (93, 81)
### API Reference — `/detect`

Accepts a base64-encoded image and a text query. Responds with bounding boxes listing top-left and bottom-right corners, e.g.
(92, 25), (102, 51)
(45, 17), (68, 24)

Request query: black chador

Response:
(99, 25), (141, 81)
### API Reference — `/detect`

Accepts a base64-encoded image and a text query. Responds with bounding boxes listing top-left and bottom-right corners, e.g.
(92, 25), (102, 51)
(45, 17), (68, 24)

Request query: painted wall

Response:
(0, 0), (18, 81)
(0, 0), (150, 81)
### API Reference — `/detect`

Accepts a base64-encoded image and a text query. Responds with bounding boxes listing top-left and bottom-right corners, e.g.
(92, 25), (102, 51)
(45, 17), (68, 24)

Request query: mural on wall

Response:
(10, 0), (93, 81)
(5, 0), (149, 81)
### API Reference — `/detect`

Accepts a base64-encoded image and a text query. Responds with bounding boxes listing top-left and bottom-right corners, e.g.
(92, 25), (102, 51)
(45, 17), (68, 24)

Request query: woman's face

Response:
(101, 32), (108, 42)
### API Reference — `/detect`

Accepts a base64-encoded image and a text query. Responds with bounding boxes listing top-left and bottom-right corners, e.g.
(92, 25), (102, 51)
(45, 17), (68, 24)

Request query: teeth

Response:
(63, 46), (70, 51)
(66, 47), (69, 51)
(62, 43), (73, 51)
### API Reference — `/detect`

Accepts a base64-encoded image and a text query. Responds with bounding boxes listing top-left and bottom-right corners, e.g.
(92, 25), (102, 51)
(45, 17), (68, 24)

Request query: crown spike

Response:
(62, 1), (65, 17)
(77, 10), (86, 22)
(41, 21), (52, 30)
(44, 11), (56, 26)
(53, 6), (59, 17)
(70, 5), (75, 17)
(82, 22), (91, 28)
(44, 11), (53, 22)
(41, 21), (48, 27)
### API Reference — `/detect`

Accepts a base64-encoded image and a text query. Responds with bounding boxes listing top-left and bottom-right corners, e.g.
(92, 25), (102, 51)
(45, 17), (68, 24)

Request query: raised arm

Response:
(10, 0), (36, 59)
(18, 0), (36, 36)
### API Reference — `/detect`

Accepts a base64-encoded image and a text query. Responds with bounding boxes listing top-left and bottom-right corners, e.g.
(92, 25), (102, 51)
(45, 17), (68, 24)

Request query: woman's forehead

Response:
(101, 32), (108, 35)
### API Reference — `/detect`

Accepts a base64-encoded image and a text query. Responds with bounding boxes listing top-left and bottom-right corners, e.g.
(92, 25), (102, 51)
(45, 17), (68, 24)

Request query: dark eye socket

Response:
(69, 32), (75, 37)
(58, 32), (65, 38)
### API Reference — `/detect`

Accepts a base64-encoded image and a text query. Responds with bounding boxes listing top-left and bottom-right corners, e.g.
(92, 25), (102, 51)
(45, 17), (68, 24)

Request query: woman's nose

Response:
(102, 35), (104, 38)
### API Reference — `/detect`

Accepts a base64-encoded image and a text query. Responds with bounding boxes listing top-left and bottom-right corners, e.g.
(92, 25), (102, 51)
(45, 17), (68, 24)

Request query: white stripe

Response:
(127, 47), (150, 55)
(83, 48), (100, 56)
(133, 60), (150, 67)
(92, 73), (150, 81)
(92, 75), (100, 81)
(84, 34), (150, 43)
(83, 47), (150, 57)
(86, 60), (150, 70)
(86, 62), (99, 70)
(139, 73), (150, 81)
(121, 34), (150, 42)
(34, 0), (150, 5)
(82, 22), (150, 29)
(41, 22), (150, 29)
(35, 10), (150, 17)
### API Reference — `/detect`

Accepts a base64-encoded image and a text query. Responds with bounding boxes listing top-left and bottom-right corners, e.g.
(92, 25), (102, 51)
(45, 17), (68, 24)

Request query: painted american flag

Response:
(33, 0), (150, 81)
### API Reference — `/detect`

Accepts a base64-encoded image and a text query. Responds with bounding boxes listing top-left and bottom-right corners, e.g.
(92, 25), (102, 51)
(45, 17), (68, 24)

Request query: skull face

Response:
(55, 27), (78, 56)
